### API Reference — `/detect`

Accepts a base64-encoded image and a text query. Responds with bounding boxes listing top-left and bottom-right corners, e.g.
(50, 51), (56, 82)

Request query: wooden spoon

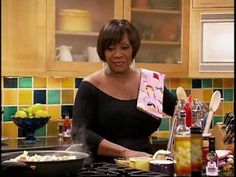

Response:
(176, 87), (187, 101)
(203, 91), (221, 134)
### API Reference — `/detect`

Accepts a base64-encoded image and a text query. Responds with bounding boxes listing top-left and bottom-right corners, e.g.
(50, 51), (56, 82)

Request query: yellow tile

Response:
(47, 77), (62, 88)
(170, 79), (180, 88)
(62, 90), (74, 104)
(47, 120), (58, 136)
(223, 79), (234, 88)
(215, 102), (223, 115)
(191, 89), (203, 101)
(19, 90), (33, 105)
(223, 102), (234, 115)
(34, 77), (47, 88)
(203, 89), (213, 102)
(179, 79), (191, 89)
(2, 122), (18, 138)
(62, 78), (74, 88)
(47, 106), (61, 120)
(2, 90), (18, 105)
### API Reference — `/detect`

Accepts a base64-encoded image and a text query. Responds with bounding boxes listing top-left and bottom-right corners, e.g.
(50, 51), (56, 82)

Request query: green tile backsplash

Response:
(19, 77), (33, 88)
(48, 90), (60, 104)
(1, 77), (234, 138)
(203, 79), (212, 88)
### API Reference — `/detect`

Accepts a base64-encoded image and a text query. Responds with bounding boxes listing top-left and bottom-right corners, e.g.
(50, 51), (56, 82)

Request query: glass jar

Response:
(191, 127), (202, 176)
(174, 100), (191, 176)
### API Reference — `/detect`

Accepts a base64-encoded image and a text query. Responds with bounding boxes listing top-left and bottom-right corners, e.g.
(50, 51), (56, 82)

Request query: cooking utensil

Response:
(176, 87), (187, 101)
(167, 87), (187, 152)
(203, 91), (221, 135)
(1, 144), (89, 177)
(167, 105), (178, 152)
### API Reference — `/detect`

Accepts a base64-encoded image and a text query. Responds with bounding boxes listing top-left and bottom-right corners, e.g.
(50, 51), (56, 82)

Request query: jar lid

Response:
(190, 127), (202, 134)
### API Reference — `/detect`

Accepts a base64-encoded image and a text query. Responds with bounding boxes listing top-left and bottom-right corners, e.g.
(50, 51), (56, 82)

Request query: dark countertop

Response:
(1, 136), (72, 153)
(1, 136), (168, 153)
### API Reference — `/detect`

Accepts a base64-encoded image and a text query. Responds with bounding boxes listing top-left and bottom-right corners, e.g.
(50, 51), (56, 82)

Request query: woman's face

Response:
(104, 33), (133, 74)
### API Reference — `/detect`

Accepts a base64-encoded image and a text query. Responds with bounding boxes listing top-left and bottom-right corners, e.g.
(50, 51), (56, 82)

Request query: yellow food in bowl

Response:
(129, 157), (152, 171)
(114, 158), (130, 167)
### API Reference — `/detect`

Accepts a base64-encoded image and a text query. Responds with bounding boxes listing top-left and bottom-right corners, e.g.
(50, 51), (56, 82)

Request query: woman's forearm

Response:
(97, 139), (152, 158)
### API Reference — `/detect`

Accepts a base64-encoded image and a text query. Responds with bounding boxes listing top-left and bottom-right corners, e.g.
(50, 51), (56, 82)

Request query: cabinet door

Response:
(123, 0), (190, 77)
(189, 7), (234, 78)
(2, 0), (47, 76)
(192, 0), (234, 8)
(47, 0), (124, 77)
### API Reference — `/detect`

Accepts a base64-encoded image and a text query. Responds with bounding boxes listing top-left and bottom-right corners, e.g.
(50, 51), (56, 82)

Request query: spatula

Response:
(176, 87), (187, 101)
(203, 90), (221, 135)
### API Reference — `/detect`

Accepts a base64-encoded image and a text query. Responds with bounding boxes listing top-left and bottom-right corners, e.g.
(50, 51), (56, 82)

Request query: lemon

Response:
(15, 110), (27, 118)
(35, 110), (49, 118)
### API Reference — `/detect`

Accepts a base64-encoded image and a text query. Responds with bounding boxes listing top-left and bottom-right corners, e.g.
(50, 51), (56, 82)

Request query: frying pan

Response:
(1, 144), (89, 177)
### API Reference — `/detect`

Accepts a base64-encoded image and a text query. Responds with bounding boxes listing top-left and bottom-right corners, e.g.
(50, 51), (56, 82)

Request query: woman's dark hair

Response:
(97, 19), (140, 61)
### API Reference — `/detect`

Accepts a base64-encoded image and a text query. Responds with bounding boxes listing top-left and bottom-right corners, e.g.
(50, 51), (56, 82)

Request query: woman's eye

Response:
(107, 47), (115, 51)
(122, 46), (130, 50)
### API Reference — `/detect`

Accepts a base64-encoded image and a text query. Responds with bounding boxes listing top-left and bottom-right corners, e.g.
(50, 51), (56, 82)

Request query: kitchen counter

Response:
(1, 136), (72, 152)
(1, 135), (168, 153)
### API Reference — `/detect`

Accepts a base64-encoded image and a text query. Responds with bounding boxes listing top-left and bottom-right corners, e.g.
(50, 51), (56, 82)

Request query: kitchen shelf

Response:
(56, 31), (99, 36)
(132, 8), (181, 14)
(141, 41), (180, 45)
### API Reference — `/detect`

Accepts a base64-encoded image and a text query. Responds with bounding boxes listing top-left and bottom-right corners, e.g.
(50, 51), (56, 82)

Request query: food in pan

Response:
(9, 151), (76, 162)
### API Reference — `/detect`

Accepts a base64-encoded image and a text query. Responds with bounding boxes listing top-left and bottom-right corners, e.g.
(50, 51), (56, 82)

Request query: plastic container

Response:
(149, 160), (174, 176)
(58, 9), (92, 32)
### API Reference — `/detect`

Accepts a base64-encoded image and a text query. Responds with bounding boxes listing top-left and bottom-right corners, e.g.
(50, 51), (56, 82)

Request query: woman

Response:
(72, 19), (177, 163)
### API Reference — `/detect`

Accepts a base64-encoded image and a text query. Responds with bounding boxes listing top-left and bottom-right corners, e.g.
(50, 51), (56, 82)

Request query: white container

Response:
(56, 45), (73, 62)
(58, 9), (92, 32)
(88, 47), (100, 62)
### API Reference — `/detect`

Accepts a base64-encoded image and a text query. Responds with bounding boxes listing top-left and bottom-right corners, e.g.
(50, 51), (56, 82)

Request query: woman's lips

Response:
(113, 61), (125, 66)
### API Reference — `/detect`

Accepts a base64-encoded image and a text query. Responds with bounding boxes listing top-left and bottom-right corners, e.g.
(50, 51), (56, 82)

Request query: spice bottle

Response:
(63, 115), (72, 141)
(206, 136), (218, 176)
(191, 127), (202, 176)
(202, 133), (210, 172)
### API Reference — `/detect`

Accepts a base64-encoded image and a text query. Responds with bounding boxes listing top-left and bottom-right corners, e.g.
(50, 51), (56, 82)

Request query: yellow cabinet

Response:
(189, 1), (234, 78)
(46, 0), (124, 77)
(123, 0), (190, 77)
(2, 0), (47, 76)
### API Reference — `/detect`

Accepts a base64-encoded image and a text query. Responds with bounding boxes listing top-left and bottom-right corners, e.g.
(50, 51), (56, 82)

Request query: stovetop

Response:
(76, 162), (169, 177)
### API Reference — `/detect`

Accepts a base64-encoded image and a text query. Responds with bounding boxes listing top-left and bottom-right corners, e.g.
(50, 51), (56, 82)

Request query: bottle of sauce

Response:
(63, 115), (72, 141)
(206, 136), (218, 176)
(191, 127), (202, 176)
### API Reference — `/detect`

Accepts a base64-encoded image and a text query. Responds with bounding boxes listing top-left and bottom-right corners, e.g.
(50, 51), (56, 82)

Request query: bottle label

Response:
(206, 160), (218, 176)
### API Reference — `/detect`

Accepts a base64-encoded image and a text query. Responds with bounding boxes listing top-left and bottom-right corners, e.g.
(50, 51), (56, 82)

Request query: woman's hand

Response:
(121, 149), (152, 158)
(98, 139), (152, 158)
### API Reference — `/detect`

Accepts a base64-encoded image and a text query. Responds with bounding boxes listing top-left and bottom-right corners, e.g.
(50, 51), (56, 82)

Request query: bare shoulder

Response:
(83, 70), (103, 86)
